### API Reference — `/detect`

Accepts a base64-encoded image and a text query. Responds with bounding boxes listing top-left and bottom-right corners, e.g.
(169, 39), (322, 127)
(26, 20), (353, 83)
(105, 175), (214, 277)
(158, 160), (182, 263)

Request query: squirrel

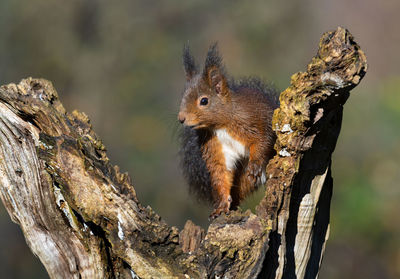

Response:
(178, 44), (279, 219)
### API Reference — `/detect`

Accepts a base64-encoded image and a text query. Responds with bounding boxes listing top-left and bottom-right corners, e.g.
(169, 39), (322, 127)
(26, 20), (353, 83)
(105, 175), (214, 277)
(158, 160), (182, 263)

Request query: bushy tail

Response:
(179, 127), (213, 204)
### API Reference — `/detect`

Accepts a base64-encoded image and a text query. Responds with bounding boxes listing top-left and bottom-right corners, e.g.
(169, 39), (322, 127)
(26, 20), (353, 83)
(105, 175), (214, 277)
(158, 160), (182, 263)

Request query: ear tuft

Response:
(203, 43), (228, 95)
(183, 44), (197, 80)
(204, 43), (222, 71)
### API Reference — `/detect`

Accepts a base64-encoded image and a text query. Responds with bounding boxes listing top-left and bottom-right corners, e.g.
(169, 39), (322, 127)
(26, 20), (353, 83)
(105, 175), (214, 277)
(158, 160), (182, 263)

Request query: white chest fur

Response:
(215, 129), (248, 171)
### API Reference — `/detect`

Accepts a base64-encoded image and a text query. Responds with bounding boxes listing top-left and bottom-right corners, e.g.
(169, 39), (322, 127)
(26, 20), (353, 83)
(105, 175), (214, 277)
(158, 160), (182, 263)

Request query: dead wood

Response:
(0, 27), (366, 278)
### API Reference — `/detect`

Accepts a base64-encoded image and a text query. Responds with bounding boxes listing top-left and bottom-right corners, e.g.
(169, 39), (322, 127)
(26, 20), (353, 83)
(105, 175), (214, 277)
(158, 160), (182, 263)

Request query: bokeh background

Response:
(0, 0), (399, 278)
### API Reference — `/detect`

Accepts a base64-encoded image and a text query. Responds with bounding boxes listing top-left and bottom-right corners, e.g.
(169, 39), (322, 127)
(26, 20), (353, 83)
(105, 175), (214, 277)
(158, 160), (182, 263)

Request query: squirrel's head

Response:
(178, 43), (232, 129)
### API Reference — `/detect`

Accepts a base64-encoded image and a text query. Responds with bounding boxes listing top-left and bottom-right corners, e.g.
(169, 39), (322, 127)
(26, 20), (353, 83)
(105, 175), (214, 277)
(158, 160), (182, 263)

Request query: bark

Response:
(0, 27), (366, 278)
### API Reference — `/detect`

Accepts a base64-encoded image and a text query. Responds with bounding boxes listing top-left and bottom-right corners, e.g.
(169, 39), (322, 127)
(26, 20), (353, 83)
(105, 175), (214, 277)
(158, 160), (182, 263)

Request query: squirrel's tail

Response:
(179, 127), (213, 204)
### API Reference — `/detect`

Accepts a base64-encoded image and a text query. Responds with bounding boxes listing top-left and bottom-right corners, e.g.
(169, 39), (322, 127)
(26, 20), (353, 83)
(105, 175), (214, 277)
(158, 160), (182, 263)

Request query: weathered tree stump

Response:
(0, 27), (366, 278)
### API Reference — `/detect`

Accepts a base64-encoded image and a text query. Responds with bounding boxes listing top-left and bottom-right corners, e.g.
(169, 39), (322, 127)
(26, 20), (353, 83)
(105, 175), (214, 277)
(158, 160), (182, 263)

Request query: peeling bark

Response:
(0, 27), (366, 278)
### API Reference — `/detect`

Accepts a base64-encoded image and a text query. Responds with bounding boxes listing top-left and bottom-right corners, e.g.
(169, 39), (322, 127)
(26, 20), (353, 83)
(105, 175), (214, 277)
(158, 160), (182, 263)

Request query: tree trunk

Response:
(0, 27), (366, 279)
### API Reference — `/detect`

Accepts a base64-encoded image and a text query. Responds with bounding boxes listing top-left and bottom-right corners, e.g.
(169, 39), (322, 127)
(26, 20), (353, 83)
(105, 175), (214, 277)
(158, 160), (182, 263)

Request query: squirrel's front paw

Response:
(209, 195), (232, 220)
(246, 161), (264, 185)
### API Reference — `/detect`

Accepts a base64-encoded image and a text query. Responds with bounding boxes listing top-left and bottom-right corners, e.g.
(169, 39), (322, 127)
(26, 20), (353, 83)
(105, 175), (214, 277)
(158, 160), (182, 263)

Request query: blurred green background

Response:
(0, 0), (399, 278)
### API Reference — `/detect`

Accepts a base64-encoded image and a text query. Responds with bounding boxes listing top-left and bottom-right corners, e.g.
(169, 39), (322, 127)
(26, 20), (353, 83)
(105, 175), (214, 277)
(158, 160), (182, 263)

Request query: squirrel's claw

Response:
(209, 195), (232, 220)
(246, 160), (263, 185)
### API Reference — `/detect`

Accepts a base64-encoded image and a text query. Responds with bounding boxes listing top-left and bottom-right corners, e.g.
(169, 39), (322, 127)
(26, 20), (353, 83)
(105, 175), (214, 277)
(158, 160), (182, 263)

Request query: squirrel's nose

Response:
(178, 113), (186, 124)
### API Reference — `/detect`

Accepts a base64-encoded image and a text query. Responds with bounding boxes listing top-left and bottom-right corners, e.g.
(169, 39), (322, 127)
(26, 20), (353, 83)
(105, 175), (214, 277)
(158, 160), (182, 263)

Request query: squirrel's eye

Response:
(200, 97), (209, 106)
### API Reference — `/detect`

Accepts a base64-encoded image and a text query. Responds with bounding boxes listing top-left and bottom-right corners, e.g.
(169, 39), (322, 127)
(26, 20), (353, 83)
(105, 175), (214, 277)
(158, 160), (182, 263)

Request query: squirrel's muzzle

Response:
(178, 112), (186, 124)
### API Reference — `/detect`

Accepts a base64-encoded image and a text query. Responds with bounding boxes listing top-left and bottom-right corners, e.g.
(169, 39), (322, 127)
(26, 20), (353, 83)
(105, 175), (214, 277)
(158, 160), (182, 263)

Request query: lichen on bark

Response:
(0, 27), (366, 279)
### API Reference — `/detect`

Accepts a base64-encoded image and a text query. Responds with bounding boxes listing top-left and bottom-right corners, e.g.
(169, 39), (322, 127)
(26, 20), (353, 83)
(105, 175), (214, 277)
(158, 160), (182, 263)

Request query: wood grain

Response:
(0, 27), (366, 278)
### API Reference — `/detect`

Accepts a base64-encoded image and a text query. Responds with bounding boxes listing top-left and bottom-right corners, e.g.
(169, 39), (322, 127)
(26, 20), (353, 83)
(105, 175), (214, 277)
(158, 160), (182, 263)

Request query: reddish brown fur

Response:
(179, 45), (278, 218)
(200, 136), (233, 216)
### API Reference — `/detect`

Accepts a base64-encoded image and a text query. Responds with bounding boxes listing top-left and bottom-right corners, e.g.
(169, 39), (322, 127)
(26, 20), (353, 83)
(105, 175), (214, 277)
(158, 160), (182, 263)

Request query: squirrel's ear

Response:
(205, 66), (228, 95)
(203, 43), (228, 95)
(183, 44), (197, 80)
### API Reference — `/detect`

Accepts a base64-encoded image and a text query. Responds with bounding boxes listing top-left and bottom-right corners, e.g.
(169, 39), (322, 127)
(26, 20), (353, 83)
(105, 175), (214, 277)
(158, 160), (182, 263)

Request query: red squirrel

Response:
(178, 44), (279, 219)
